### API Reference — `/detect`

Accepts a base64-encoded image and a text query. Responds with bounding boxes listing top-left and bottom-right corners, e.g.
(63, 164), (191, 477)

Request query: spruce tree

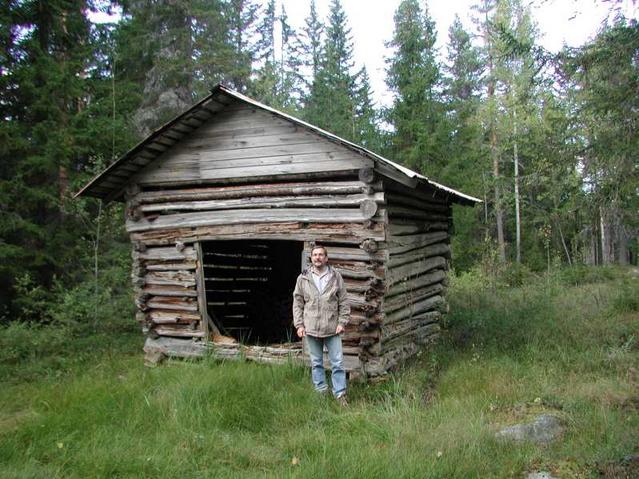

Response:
(385, 0), (447, 174)
(0, 0), (103, 318)
(304, 0), (358, 140)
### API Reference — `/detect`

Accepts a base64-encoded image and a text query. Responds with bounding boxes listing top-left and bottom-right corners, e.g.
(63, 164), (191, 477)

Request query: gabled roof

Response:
(76, 84), (481, 205)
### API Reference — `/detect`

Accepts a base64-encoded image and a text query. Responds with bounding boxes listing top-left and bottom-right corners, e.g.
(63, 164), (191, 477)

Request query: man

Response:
(293, 245), (350, 404)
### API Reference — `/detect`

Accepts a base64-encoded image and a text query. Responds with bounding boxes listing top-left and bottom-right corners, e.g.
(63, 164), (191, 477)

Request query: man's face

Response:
(311, 248), (328, 269)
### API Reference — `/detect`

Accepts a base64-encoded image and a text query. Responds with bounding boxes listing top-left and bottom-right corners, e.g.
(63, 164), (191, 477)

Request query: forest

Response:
(0, 0), (637, 324)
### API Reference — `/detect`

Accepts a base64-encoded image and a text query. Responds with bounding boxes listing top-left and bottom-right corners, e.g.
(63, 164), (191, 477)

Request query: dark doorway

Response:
(202, 239), (303, 344)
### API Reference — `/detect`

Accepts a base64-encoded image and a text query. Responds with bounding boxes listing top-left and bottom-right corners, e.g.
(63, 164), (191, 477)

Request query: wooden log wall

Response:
(131, 243), (206, 341)
(369, 180), (453, 376)
(126, 174), (387, 371)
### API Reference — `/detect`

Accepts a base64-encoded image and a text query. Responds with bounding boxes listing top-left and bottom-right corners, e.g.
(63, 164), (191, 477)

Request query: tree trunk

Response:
(513, 107), (521, 264)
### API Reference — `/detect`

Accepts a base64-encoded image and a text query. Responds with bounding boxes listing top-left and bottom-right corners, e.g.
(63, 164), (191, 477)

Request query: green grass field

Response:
(1, 267), (637, 478)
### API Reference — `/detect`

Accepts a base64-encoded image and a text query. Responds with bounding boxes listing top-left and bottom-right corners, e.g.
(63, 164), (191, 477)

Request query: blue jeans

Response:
(305, 334), (347, 397)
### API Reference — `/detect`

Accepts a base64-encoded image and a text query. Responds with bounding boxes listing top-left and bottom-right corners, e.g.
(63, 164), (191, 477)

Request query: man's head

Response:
(310, 245), (328, 270)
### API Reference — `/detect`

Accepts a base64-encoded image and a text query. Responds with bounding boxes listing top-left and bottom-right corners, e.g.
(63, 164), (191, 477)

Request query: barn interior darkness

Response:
(202, 240), (303, 344)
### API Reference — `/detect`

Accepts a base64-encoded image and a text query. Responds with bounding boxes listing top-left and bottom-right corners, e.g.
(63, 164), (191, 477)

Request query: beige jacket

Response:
(292, 266), (350, 337)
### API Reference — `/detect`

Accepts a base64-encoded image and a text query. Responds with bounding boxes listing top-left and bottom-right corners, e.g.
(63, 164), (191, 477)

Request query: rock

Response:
(496, 414), (564, 444)
(526, 472), (558, 479)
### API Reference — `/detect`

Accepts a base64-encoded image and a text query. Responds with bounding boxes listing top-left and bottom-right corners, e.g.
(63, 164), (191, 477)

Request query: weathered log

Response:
(386, 270), (447, 297)
(146, 296), (198, 311)
(383, 179), (449, 205)
(346, 293), (381, 309)
(127, 208), (386, 234)
(147, 310), (201, 323)
(360, 239), (378, 253)
(386, 256), (447, 285)
(388, 222), (450, 236)
(307, 245), (387, 263)
(380, 312), (441, 341)
(136, 180), (383, 203)
(358, 167), (376, 184)
(382, 323), (440, 353)
(151, 326), (207, 338)
(385, 295), (446, 324)
(387, 243), (451, 268)
(130, 221), (386, 245)
(385, 192), (451, 213)
(387, 231), (448, 254)
(145, 261), (197, 271)
(143, 337), (208, 362)
(143, 285), (197, 297)
(383, 283), (444, 313)
(145, 271), (197, 288)
(331, 260), (385, 280)
(137, 247), (197, 262)
(386, 205), (450, 222)
(343, 277), (385, 294)
(139, 192), (385, 213)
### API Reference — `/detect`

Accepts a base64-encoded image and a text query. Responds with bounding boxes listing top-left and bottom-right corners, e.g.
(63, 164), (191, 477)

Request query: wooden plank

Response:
(183, 129), (321, 151)
(138, 160), (369, 186)
(195, 242), (212, 337)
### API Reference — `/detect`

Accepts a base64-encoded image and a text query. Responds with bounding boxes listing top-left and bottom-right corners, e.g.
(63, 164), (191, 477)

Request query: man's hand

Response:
(335, 324), (344, 335)
(296, 326), (306, 338)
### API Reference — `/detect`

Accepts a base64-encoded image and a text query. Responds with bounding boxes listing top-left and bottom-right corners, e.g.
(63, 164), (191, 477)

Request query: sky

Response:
(278, 0), (638, 106)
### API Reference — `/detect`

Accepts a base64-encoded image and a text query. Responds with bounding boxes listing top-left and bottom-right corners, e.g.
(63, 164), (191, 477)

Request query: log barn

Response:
(77, 84), (480, 378)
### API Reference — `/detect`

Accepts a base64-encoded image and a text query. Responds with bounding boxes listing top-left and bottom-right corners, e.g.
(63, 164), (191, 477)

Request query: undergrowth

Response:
(0, 266), (637, 478)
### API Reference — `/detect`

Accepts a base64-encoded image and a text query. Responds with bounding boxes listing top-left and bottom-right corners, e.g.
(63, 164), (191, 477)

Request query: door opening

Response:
(201, 239), (303, 345)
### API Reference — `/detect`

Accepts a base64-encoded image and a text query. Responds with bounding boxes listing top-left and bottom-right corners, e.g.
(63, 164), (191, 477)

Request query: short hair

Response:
(310, 244), (328, 255)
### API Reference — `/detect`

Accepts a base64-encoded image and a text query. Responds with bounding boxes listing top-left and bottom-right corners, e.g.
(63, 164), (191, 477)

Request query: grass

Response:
(0, 266), (637, 478)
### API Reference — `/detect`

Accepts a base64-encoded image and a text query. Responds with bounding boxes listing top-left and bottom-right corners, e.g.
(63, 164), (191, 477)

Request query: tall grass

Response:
(0, 267), (637, 478)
